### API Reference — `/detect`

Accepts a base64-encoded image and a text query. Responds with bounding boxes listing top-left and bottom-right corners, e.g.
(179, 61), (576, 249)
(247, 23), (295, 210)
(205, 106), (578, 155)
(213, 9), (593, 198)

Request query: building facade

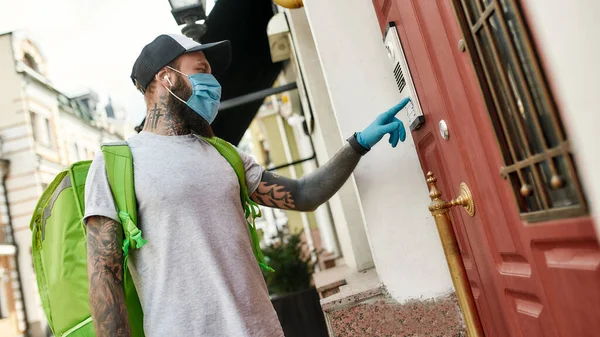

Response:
(0, 32), (126, 337)
(275, 1), (600, 336)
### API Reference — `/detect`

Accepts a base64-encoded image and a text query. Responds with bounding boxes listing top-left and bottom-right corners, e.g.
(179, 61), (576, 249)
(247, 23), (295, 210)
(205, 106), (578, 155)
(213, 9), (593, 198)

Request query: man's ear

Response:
(155, 67), (172, 88)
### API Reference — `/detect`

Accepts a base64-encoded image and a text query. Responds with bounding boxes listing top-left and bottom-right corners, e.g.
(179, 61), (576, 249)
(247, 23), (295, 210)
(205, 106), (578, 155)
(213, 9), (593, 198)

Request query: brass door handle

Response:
(427, 172), (475, 217)
(425, 171), (483, 337)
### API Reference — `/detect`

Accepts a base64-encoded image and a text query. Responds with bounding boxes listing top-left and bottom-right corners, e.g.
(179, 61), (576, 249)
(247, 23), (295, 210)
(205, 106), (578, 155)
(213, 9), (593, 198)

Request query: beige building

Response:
(0, 31), (128, 337)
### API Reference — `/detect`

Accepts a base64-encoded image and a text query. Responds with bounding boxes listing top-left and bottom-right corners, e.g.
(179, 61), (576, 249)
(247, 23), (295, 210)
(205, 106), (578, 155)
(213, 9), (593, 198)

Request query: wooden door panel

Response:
(432, 0), (532, 268)
(503, 290), (558, 337)
(437, 1), (528, 260)
(418, 131), (501, 337)
(415, 0), (530, 271)
(409, 2), (532, 335)
(448, 1), (600, 336)
(524, 217), (596, 241)
(448, 0), (600, 336)
(395, 0), (474, 278)
(374, 0), (600, 336)
(388, 1), (510, 336)
(531, 236), (600, 336)
(438, 1), (593, 336)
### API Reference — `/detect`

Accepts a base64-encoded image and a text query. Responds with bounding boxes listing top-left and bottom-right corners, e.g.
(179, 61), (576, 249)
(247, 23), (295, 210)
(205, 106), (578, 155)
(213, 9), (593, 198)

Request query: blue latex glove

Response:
(356, 98), (410, 150)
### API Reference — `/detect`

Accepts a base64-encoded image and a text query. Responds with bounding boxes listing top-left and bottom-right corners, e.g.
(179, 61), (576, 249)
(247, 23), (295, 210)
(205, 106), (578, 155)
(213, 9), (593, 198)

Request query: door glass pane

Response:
(498, 0), (562, 147)
(537, 157), (581, 208)
(463, 0), (481, 26)
(488, 13), (544, 154)
(476, 29), (526, 162)
(509, 170), (543, 213)
(457, 0), (587, 220)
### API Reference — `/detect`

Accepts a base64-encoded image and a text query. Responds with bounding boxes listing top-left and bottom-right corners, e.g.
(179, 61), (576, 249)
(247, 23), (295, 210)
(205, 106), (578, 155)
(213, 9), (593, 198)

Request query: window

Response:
(454, 0), (587, 221)
(71, 143), (80, 162)
(45, 118), (55, 147)
(23, 53), (39, 72)
(30, 112), (55, 148)
(0, 266), (9, 319)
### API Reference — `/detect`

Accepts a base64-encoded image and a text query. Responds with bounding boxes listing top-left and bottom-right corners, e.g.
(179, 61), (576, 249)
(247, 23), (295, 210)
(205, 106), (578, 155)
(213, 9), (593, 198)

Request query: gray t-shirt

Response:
(84, 131), (283, 337)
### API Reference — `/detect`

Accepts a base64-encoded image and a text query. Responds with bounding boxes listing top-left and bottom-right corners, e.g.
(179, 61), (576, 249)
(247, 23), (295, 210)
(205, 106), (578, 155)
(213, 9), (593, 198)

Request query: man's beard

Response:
(166, 75), (215, 138)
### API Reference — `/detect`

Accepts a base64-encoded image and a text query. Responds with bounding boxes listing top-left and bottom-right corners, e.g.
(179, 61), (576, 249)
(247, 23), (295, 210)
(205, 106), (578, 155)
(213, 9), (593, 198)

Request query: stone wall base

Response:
(322, 287), (465, 337)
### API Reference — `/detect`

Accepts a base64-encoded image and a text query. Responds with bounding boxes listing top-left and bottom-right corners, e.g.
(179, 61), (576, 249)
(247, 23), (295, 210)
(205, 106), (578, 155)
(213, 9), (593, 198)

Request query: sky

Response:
(0, 0), (215, 124)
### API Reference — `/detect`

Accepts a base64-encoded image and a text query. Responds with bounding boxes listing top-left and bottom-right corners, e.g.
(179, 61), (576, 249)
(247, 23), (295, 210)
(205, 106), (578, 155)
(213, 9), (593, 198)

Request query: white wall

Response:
(523, 1), (600, 238)
(301, 0), (453, 301)
(286, 8), (375, 271)
(0, 34), (26, 128)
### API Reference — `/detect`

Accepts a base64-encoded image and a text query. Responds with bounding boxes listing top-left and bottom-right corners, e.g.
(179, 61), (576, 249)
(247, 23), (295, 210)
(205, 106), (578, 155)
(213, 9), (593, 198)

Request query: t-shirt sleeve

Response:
(83, 152), (120, 225)
(234, 147), (265, 195)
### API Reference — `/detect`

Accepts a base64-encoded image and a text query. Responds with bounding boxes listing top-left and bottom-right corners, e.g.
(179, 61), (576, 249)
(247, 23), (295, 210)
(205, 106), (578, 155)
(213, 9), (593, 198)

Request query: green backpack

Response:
(29, 136), (271, 337)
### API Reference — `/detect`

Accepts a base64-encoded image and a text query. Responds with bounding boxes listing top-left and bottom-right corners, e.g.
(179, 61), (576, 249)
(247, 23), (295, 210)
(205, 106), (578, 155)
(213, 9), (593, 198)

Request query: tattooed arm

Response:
(250, 100), (411, 211)
(86, 216), (130, 337)
(251, 143), (361, 212)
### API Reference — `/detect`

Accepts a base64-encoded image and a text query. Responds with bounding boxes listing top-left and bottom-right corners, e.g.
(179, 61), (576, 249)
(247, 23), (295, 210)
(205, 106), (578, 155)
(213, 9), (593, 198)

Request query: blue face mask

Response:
(164, 66), (222, 124)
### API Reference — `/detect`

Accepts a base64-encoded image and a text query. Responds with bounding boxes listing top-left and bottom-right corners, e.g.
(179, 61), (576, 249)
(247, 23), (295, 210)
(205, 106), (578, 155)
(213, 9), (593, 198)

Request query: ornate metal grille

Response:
(453, 0), (587, 221)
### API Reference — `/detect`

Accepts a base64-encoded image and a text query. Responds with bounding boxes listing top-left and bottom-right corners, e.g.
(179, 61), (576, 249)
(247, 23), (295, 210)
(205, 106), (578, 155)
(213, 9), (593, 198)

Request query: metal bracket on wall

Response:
(219, 82), (298, 111)
(267, 154), (316, 172)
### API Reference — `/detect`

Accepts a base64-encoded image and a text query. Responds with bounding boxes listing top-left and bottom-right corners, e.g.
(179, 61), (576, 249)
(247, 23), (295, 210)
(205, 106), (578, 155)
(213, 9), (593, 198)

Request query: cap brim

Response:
(185, 40), (231, 75)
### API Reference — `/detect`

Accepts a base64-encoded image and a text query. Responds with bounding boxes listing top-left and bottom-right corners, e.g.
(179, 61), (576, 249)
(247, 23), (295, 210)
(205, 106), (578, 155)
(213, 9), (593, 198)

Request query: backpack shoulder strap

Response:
(200, 136), (273, 272)
(101, 143), (147, 255)
(101, 142), (147, 336)
(200, 137), (248, 196)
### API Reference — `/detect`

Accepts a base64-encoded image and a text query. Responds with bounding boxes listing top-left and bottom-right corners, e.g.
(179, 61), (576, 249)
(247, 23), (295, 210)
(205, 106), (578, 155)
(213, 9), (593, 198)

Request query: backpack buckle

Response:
(130, 229), (148, 250)
(122, 229), (148, 257)
(119, 211), (148, 251)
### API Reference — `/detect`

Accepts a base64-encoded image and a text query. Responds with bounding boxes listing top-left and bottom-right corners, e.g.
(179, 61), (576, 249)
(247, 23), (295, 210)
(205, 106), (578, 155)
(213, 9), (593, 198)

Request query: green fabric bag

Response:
(29, 136), (270, 337)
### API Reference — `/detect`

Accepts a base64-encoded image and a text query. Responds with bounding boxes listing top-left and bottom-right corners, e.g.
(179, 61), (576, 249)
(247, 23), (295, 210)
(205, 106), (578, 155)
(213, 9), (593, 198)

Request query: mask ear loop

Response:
(159, 73), (187, 104)
(164, 74), (174, 87)
(166, 65), (188, 77)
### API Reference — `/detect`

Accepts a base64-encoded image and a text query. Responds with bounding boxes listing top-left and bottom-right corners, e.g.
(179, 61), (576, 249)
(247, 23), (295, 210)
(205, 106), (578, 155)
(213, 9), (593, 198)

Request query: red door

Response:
(374, 1), (600, 336)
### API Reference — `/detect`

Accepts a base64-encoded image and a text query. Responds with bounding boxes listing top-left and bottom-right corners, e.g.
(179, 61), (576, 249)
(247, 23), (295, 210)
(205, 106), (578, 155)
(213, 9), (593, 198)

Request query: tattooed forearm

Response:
(252, 143), (361, 211)
(86, 216), (130, 337)
(251, 177), (297, 209)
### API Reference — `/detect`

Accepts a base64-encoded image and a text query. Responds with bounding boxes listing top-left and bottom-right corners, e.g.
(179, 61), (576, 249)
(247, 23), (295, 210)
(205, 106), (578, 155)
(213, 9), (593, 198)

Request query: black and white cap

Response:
(131, 34), (231, 93)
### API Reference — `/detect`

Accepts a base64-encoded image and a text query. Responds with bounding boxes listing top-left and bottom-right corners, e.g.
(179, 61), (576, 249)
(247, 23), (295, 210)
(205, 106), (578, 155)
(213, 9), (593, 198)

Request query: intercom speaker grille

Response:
(393, 62), (406, 93)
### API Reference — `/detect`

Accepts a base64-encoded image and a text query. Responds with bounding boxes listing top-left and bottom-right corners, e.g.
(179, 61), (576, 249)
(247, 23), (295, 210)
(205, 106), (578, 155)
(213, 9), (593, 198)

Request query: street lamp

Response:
(169, 0), (208, 42)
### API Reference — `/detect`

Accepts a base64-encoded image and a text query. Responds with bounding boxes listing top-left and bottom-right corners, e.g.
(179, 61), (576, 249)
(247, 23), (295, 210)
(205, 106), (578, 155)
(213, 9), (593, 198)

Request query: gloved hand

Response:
(356, 98), (410, 150)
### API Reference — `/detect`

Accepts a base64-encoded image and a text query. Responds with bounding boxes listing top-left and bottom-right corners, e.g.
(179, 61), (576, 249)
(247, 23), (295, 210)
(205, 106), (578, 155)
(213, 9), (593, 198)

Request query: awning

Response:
(136, 0), (283, 145)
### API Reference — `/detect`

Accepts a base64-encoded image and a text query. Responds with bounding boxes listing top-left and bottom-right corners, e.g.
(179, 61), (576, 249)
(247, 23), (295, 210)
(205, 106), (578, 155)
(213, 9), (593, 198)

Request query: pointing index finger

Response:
(384, 97), (412, 118)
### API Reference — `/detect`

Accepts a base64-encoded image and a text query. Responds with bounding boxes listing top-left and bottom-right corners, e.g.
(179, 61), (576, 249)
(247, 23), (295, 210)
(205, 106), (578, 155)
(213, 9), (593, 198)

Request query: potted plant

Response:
(262, 231), (329, 337)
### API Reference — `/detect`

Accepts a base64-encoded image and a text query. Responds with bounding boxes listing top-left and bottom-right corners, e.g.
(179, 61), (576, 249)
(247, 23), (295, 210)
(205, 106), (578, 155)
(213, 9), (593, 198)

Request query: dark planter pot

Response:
(271, 287), (329, 337)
